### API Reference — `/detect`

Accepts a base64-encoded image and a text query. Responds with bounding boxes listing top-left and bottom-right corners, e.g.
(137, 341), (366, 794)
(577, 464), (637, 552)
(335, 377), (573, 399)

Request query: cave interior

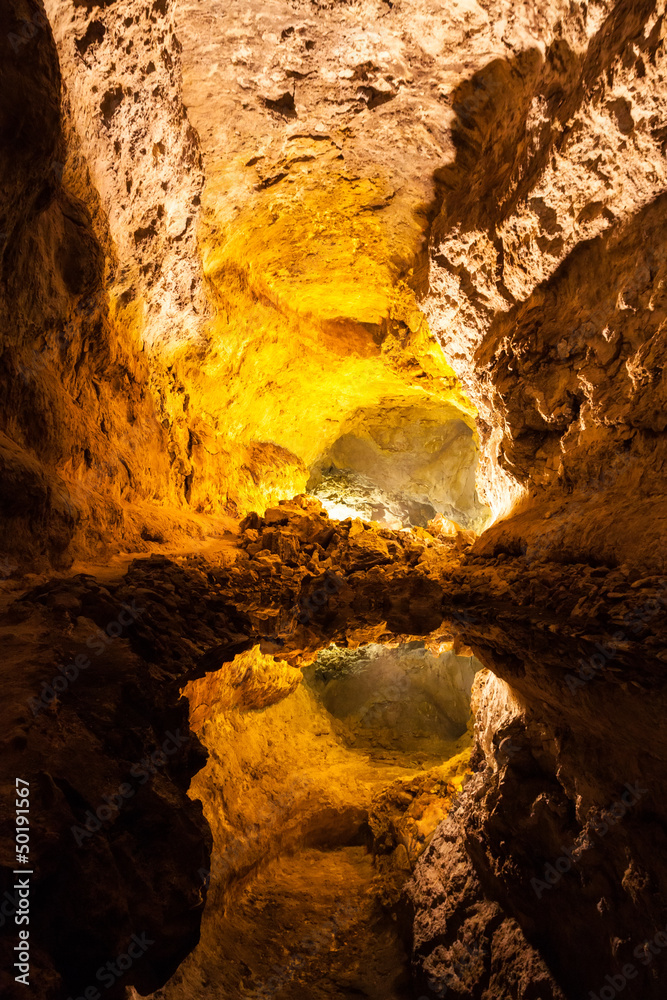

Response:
(1, 1), (667, 1000)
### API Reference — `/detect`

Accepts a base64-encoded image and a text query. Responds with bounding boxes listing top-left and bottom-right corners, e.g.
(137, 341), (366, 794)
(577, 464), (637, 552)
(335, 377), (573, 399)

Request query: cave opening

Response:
(305, 404), (491, 531)
(305, 641), (478, 764)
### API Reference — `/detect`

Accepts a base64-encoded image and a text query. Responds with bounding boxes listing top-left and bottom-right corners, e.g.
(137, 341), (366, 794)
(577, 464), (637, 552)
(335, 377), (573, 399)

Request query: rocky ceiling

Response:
(0, 1), (666, 999)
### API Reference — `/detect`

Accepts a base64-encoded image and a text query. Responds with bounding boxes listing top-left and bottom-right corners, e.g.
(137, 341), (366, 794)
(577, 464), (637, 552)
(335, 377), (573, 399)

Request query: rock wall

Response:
(197, 500), (667, 1000)
(0, 573), (215, 999)
(2, 0), (488, 572)
(4, 0), (666, 572)
(427, 0), (667, 562)
(2, 0), (666, 574)
(0, 0), (213, 570)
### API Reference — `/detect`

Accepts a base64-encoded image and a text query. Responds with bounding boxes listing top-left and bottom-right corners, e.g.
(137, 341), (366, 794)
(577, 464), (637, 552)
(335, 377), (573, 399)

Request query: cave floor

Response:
(211, 844), (412, 1000)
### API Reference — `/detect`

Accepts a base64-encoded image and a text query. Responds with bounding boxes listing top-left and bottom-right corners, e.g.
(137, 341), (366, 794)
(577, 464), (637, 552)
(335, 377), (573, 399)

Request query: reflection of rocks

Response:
(407, 653), (667, 1000)
(156, 620), (477, 1000)
(1, 0), (667, 998)
(0, 580), (214, 1000)
(1, 494), (667, 999)
(369, 745), (471, 900)
(306, 641), (479, 756)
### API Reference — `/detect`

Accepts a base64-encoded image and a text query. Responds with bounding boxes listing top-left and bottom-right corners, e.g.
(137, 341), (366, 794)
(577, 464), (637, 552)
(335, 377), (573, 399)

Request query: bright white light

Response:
(317, 498), (362, 522)
(314, 495), (403, 529)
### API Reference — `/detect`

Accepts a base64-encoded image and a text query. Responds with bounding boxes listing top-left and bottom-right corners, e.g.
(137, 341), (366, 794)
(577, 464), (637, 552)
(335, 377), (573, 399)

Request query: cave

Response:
(306, 404), (490, 530)
(1, 2), (666, 1000)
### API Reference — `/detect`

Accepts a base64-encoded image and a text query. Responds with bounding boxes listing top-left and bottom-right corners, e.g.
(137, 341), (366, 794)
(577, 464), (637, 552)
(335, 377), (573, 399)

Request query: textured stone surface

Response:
(1, 0), (667, 998)
(310, 407), (489, 529)
(1, 495), (666, 997)
(0, 579), (214, 1000)
(426, 0), (667, 556)
(2, 0), (666, 572)
(0, 0), (216, 569)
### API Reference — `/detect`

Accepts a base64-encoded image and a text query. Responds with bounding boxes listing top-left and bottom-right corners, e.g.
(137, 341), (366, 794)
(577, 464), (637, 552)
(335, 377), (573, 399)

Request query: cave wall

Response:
(2, 0), (489, 572)
(409, 622), (667, 1000)
(0, 0), (213, 570)
(189, 500), (667, 1000)
(5, 0), (665, 572)
(0, 568), (217, 999)
(2, 0), (666, 576)
(426, 0), (667, 566)
(0, 507), (474, 998)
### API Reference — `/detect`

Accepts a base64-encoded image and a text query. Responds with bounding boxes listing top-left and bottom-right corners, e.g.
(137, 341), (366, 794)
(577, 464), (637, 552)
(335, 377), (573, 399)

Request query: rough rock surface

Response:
(3, 498), (665, 997)
(193, 500), (667, 1000)
(0, 579), (214, 1000)
(427, 0), (667, 561)
(1, 0), (667, 999)
(1, 0), (665, 571)
(0, 0), (217, 569)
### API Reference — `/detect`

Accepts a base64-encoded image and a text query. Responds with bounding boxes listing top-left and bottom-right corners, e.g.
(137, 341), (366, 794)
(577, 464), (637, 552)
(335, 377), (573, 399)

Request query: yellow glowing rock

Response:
(157, 142), (480, 517)
(184, 645), (303, 725)
(430, 515), (461, 538)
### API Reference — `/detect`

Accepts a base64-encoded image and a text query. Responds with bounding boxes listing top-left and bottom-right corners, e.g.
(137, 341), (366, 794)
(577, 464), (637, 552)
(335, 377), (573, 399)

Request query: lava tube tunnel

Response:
(0, 2), (667, 1000)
